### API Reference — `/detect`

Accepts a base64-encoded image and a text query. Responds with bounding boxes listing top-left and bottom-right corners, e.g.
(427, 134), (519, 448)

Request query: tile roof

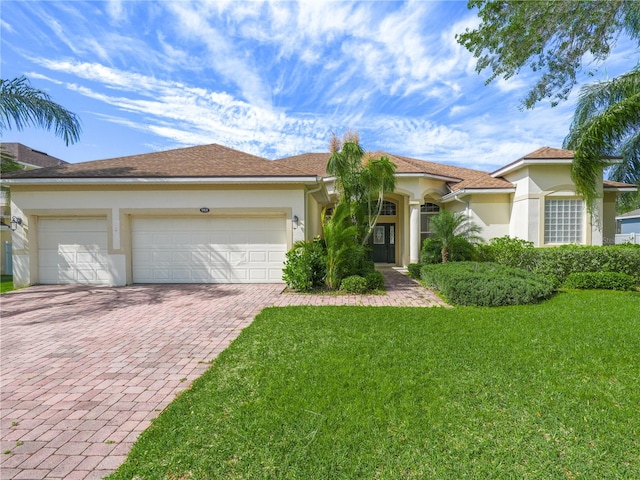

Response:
(274, 151), (513, 191)
(3, 144), (311, 179)
(522, 146), (575, 159)
(603, 179), (638, 189)
(1, 142), (68, 168)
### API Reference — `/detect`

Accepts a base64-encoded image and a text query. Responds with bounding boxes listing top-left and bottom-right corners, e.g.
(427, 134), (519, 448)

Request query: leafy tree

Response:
(564, 66), (640, 212)
(428, 210), (483, 263)
(326, 131), (397, 245)
(0, 76), (81, 145)
(1, 148), (22, 175)
(322, 202), (361, 290)
(457, 1), (640, 213)
(457, 0), (639, 109)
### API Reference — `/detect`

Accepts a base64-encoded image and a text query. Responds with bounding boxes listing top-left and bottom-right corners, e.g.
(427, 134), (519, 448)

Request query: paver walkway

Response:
(0, 268), (446, 479)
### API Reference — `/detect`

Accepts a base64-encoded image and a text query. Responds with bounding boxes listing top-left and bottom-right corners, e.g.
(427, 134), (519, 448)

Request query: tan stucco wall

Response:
(10, 183), (311, 287)
(503, 164), (605, 246)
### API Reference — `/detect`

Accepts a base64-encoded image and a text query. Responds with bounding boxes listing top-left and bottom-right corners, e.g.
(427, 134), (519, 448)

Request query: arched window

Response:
(421, 202), (440, 243)
(379, 200), (397, 216)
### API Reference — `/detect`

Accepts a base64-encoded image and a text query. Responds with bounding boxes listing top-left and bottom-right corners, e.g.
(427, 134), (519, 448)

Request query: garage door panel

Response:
(39, 218), (110, 285)
(132, 217), (285, 283)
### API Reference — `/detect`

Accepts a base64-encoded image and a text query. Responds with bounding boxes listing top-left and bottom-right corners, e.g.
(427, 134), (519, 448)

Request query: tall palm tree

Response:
(0, 76), (81, 145)
(430, 210), (483, 263)
(326, 131), (397, 245)
(564, 65), (640, 212)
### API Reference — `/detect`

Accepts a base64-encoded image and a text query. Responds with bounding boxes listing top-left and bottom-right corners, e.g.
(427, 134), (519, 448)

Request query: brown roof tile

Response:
(1, 142), (68, 168)
(275, 151), (513, 191)
(4, 144), (312, 179)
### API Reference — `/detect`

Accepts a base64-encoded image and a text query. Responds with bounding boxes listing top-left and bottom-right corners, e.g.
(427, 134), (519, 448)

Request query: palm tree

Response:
(322, 202), (360, 289)
(326, 131), (397, 245)
(430, 210), (483, 263)
(0, 76), (81, 145)
(564, 65), (640, 212)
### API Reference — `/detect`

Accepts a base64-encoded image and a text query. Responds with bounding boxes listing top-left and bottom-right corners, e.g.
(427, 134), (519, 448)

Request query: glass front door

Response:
(370, 223), (395, 263)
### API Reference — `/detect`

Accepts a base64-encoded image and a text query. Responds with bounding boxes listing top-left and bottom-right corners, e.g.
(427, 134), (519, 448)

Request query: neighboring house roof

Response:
(616, 209), (640, 220)
(2, 144), (312, 179)
(0, 142), (68, 168)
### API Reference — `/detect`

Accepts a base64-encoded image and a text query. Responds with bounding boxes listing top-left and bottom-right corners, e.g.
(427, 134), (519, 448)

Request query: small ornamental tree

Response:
(428, 210), (483, 263)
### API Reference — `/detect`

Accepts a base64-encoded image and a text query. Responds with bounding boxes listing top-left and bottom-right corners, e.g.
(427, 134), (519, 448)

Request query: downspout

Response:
(305, 179), (324, 241)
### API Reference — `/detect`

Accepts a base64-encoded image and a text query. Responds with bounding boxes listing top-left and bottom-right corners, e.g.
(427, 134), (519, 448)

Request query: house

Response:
(615, 209), (640, 244)
(2, 143), (636, 287)
(1, 143), (68, 275)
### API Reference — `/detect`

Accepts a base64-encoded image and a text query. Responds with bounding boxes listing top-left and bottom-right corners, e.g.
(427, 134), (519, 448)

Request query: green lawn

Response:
(0, 275), (14, 293)
(109, 290), (640, 479)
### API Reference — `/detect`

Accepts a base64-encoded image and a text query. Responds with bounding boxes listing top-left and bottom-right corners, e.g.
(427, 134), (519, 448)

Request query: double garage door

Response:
(38, 216), (286, 285)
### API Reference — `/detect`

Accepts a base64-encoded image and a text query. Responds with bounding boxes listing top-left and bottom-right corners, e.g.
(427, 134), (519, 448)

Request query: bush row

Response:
(481, 237), (640, 284)
(420, 262), (556, 307)
(563, 272), (637, 291)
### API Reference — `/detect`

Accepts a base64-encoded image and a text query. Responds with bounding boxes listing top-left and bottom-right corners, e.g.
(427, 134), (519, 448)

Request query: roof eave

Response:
(1, 176), (323, 186)
(440, 187), (515, 202)
(395, 172), (464, 183)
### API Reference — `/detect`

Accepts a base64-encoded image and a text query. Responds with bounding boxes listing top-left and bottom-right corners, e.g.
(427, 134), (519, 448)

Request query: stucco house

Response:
(2, 143), (636, 287)
(1, 143), (68, 275)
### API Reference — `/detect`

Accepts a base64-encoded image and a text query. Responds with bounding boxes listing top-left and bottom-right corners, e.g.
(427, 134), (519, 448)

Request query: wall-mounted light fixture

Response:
(293, 215), (299, 229)
(10, 216), (23, 231)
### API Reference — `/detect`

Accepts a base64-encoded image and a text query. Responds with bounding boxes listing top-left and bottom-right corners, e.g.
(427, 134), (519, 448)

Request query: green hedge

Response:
(483, 237), (640, 284)
(407, 263), (423, 279)
(340, 275), (370, 294)
(563, 272), (637, 291)
(421, 262), (556, 307)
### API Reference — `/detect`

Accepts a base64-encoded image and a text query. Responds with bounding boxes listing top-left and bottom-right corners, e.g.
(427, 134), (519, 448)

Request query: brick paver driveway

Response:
(1, 269), (446, 479)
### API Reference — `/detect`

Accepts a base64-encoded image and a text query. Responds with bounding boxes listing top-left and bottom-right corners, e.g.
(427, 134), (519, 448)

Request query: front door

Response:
(370, 223), (396, 263)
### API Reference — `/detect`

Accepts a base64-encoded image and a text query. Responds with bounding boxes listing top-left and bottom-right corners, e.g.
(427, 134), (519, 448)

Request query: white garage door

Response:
(132, 216), (287, 283)
(39, 217), (111, 285)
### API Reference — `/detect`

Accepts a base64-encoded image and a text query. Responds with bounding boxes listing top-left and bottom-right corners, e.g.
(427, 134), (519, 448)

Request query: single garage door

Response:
(132, 216), (287, 283)
(39, 217), (111, 285)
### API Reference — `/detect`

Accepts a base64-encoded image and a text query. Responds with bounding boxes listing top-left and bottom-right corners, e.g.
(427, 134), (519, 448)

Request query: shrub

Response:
(563, 272), (637, 291)
(365, 271), (385, 291)
(420, 237), (479, 264)
(340, 275), (369, 294)
(532, 245), (640, 283)
(421, 262), (556, 307)
(483, 236), (535, 267)
(282, 239), (326, 292)
(407, 263), (423, 279)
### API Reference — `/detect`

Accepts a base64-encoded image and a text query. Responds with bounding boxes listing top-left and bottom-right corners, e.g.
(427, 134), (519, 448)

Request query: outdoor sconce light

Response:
(10, 216), (23, 231)
(293, 215), (299, 228)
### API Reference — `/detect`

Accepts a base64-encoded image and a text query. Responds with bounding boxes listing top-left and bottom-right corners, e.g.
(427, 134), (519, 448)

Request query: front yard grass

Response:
(109, 290), (640, 479)
(0, 275), (14, 293)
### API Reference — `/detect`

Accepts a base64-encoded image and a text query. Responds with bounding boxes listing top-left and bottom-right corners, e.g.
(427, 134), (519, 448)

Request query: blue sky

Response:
(1, 1), (636, 171)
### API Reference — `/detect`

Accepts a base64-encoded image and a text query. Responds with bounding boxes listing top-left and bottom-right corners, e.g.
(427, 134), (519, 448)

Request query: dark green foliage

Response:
(365, 271), (385, 291)
(421, 262), (556, 306)
(420, 237), (479, 264)
(564, 271), (637, 291)
(343, 249), (375, 278)
(482, 235), (535, 266)
(483, 238), (640, 284)
(532, 245), (640, 283)
(282, 239), (326, 292)
(340, 275), (369, 294)
(407, 263), (423, 279)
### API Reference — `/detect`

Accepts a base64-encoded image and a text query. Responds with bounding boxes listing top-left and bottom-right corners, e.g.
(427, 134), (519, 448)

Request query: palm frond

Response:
(0, 76), (81, 145)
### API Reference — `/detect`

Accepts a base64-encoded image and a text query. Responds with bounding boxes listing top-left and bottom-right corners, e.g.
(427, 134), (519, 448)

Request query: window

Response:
(421, 202), (440, 243)
(544, 199), (583, 244)
(379, 200), (397, 216)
